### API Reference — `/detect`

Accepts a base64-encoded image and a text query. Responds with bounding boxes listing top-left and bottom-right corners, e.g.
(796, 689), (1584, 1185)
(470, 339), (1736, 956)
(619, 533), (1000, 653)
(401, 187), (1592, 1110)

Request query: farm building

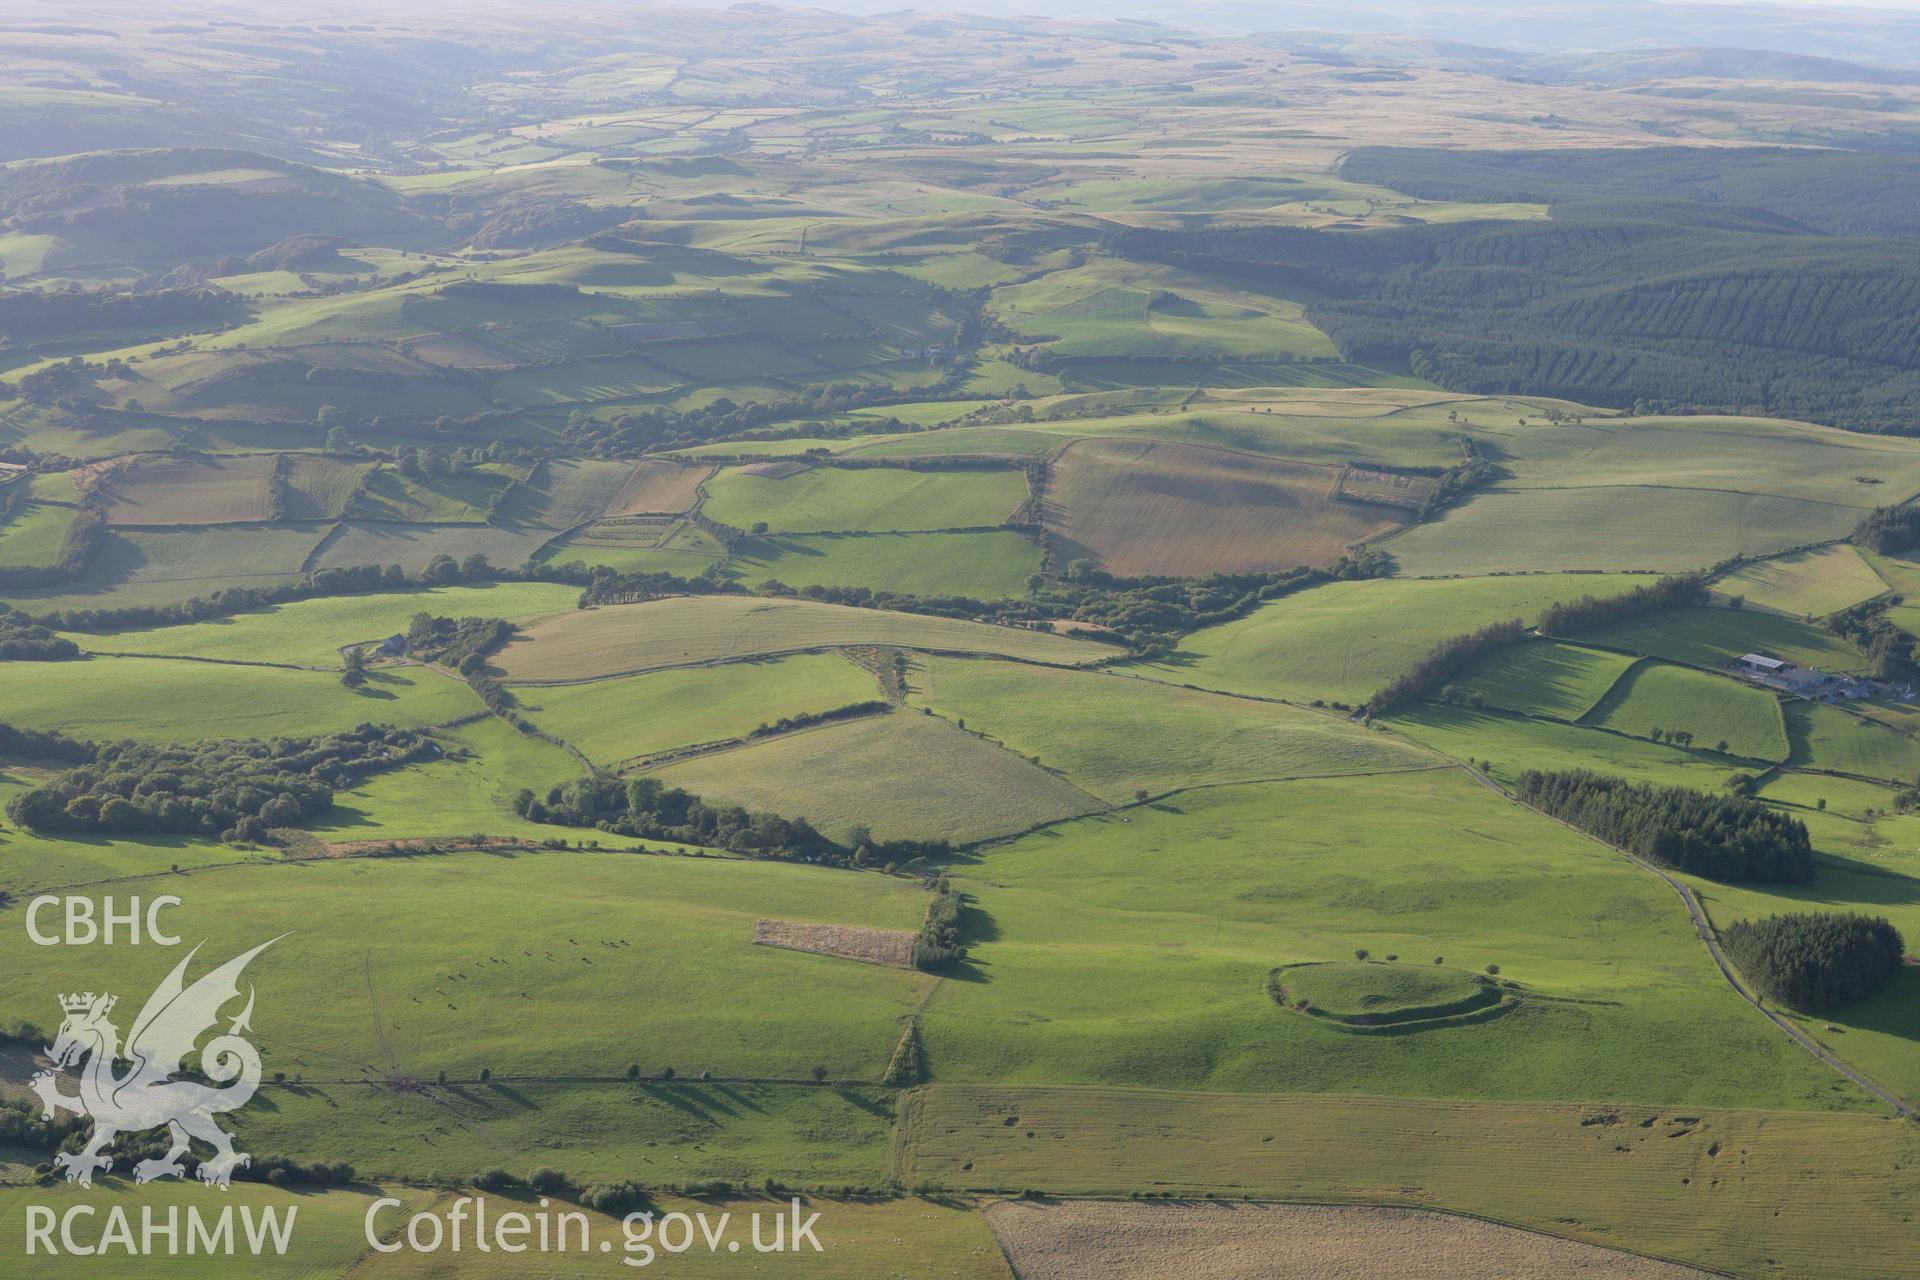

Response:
(1730, 652), (1912, 702)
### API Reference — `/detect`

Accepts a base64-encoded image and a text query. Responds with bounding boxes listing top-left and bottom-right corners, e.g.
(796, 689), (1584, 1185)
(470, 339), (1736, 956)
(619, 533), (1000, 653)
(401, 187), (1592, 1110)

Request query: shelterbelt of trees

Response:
(515, 774), (951, 869)
(1513, 770), (1814, 884)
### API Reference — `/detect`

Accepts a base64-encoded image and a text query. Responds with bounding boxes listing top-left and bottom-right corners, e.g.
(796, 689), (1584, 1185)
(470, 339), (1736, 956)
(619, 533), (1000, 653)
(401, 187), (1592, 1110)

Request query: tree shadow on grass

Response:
(485, 1081), (539, 1110)
(832, 1087), (892, 1119)
(1827, 967), (1920, 1043)
(639, 1082), (723, 1122)
(709, 1083), (767, 1115)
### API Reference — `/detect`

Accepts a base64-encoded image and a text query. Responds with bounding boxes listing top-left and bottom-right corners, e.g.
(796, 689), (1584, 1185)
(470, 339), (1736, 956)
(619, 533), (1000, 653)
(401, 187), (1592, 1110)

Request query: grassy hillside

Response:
(908, 657), (1435, 801)
(494, 596), (1109, 681)
(1133, 574), (1652, 706)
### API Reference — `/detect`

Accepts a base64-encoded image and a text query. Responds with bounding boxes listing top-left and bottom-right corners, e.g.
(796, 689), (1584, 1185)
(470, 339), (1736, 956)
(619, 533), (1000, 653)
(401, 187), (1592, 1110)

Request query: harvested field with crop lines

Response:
(984, 1199), (1716, 1280)
(1046, 438), (1407, 576)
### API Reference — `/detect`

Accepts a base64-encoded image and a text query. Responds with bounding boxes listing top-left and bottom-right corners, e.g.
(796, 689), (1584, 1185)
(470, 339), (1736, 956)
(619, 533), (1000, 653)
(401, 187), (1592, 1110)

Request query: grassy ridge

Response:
(0, 846), (935, 1083)
(494, 596), (1108, 681)
(647, 711), (1103, 843)
(520, 652), (880, 766)
(1462, 641), (1639, 721)
(0, 656), (478, 740)
(702, 464), (1028, 533)
(909, 657), (1432, 801)
(1134, 574), (1652, 706)
(725, 531), (1044, 599)
(920, 773), (1851, 1107)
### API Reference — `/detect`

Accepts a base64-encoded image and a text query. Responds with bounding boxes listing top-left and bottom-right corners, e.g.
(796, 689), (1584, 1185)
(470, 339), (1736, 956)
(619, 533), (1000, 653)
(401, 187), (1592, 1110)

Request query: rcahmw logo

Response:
(23, 937), (299, 1258)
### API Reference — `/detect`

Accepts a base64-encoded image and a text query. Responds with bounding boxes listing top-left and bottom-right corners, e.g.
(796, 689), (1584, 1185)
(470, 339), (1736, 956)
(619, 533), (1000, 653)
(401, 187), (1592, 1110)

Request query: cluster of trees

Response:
(1827, 596), (1917, 680)
(1536, 574), (1710, 636)
(1512, 770), (1814, 883)
(6, 725), (438, 843)
(748, 701), (889, 739)
(1369, 619), (1527, 716)
(1852, 504), (1920, 555)
(0, 507), (106, 591)
(405, 612), (513, 673)
(0, 604), (79, 659)
(0, 721), (93, 764)
(913, 882), (966, 973)
(514, 775), (949, 869)
(1415, 450), (1500, 520)
(1722, 913), (1905, 1011)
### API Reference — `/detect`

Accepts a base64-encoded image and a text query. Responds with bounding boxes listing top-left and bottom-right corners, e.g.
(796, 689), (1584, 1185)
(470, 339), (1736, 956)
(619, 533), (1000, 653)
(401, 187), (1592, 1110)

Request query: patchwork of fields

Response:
(4, 15), (1919, 1279)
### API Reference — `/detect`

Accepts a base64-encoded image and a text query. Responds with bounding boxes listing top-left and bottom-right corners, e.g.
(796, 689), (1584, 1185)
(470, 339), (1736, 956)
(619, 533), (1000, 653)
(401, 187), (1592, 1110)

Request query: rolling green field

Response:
(1385, 487), (1862, 575)
(494, 596), (1110, 681)
(723, 531), (1044, 599)
(1716, 544), (1889, 617)
(1384, 706), (1745, 792)
(909, 657), (1437, 801)
(4, 524), (331, 612)
(74, 583), (581, 666)
(5, 18), (1919, 1280)
(916, 771), (1854, 1107)
(0, 846), (936, 1083)
(1785, 701), (1920, 782)
(646, 711), (1105, 843)
(1576, 606), (1872, 675)
(701, 464), (1028, 532)
(1459, 641), (1640, 721)
(519, 652), (880, 766)
(1581, 662), (1790, 761)
(1133, 574), (1652, 706)
(0, 500), (75, 566)
(0, 655), (478, 740)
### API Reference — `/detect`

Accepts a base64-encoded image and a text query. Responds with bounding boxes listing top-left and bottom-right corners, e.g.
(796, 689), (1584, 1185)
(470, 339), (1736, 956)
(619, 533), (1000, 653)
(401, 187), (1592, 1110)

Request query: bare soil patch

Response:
(986, 1200), (1715, 1279)
(753, 918), (917, 968)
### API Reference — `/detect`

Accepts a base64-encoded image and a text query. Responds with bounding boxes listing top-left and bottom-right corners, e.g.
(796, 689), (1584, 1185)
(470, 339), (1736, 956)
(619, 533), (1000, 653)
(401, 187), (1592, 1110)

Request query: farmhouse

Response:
(1731, 653), (1911, 702)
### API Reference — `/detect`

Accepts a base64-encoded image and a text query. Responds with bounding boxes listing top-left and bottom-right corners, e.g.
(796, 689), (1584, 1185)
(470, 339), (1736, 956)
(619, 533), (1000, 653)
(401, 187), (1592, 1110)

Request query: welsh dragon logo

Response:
(30, 939), (279, 1190)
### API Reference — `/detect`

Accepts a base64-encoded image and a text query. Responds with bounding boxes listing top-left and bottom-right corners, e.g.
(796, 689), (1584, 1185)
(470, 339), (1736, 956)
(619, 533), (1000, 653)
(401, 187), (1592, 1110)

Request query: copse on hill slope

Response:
(0, 604), (78, 659)
(0, 722), (93, 764)
(1512, 770), (1813, 884)
(6, 724), (439, 842)
(1851, 504), (1920, 555)
(515, 773), (950, 869)
(1721, 913), (1904, 1012)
